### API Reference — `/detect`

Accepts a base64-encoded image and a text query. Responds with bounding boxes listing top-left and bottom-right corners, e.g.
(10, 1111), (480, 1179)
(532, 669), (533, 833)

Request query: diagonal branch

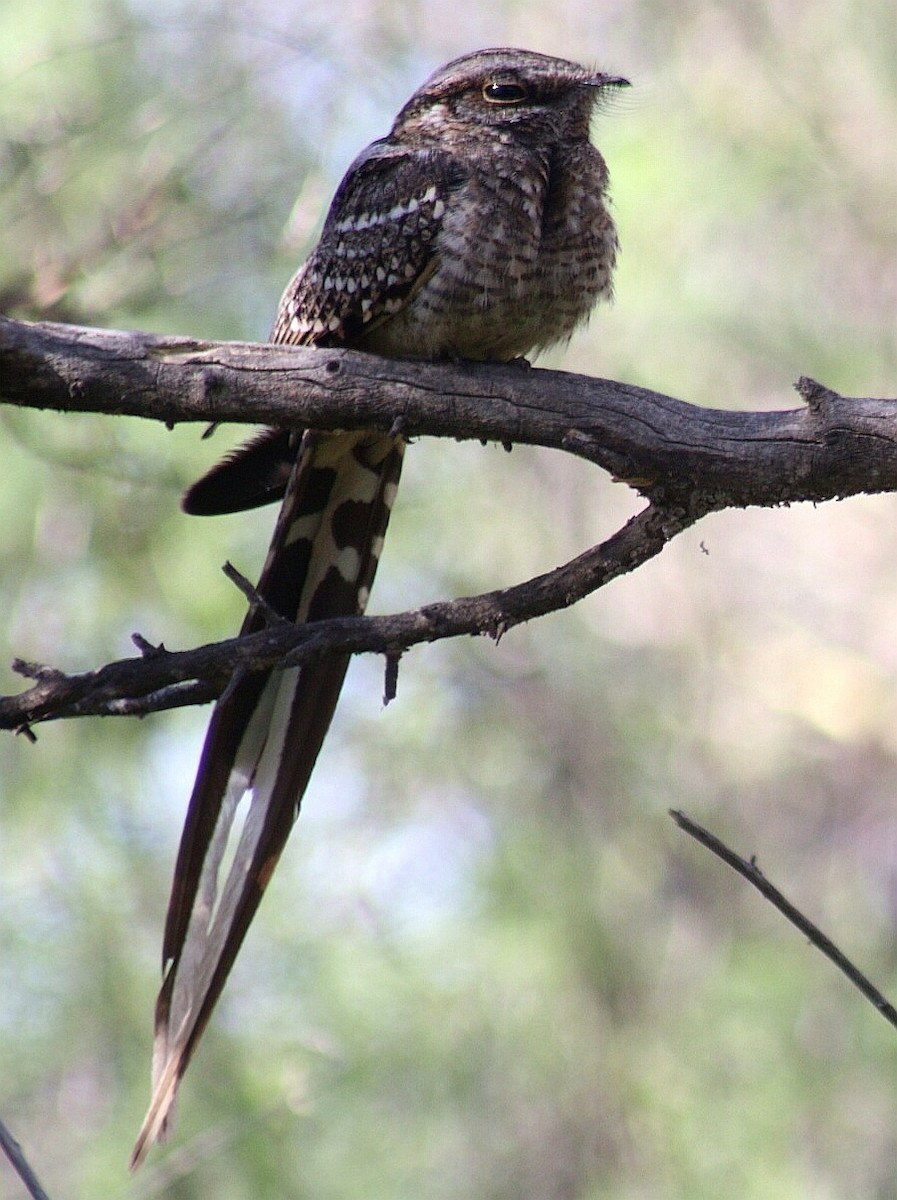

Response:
(671, 809), (897, 1033)
(0, 502), (691, 731)
(0, 1117), (52, 1200)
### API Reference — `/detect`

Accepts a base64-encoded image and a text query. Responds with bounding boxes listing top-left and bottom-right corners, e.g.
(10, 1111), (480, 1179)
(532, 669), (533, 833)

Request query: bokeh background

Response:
(2, 2), (897, 1196)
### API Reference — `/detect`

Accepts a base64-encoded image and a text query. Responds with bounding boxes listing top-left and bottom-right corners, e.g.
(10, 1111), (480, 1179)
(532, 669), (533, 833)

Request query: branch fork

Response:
(2, 315), (897, 731)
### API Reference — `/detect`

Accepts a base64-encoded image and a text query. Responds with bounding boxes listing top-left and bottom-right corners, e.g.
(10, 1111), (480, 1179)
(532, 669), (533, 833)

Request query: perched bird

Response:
(132, 46), (627, 1166)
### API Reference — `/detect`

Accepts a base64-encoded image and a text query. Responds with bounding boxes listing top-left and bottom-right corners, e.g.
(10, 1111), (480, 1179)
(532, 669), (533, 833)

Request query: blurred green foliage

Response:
(2, 2), (897, 1197)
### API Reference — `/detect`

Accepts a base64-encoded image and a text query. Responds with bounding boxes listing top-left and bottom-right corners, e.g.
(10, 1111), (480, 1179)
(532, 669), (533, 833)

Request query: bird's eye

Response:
(482, 80), (528, 105)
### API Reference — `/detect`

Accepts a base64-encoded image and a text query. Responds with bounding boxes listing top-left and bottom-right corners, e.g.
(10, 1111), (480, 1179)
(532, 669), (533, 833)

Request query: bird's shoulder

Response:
(272, 139), (466, 346)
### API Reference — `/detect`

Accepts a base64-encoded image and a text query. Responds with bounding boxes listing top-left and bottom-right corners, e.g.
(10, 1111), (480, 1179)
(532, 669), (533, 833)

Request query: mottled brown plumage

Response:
(132, 47), (627, 1167)
(273, 47), (623, 360)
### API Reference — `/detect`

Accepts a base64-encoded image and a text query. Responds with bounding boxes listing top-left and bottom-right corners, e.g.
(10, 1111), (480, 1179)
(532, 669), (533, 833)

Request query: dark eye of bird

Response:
(482, 80), (529, 105)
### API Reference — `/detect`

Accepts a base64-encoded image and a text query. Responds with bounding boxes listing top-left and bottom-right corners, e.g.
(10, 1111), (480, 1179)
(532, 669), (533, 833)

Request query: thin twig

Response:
(383, 650), (402, 705)
(0, 1118), (52, 1200)
(221, 561), (290, 628)
(670, 809), (897, 1032)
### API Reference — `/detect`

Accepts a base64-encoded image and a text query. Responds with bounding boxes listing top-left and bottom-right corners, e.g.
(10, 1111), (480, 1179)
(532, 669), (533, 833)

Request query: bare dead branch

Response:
(0, 503), (689, 730)
(4, 316), (897, 511)
(3, 314), (897, 730)
(0, 1118), (53, 1200)
(670, 809), (897, 1033)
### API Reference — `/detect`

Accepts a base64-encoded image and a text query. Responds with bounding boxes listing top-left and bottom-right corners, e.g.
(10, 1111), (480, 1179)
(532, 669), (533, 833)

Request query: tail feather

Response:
(131, 429), (404, 1169)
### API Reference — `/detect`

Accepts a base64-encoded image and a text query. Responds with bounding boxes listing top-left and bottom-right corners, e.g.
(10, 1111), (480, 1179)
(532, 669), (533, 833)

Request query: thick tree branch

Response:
(3, 315), (897, 510)
(2, 313), (896, 730)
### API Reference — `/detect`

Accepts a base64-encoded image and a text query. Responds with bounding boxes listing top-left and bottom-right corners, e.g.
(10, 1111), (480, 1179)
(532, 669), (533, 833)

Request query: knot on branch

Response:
(796, 375), (840, 415)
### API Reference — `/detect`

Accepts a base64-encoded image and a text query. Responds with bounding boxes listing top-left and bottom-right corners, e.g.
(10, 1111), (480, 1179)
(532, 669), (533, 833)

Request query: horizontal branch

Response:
(0, 504), (690, 730)
(3, 316), (897, 509)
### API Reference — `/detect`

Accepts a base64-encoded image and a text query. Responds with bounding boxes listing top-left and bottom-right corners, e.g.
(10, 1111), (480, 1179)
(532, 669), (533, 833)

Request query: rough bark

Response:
(2, 314), (896, 731)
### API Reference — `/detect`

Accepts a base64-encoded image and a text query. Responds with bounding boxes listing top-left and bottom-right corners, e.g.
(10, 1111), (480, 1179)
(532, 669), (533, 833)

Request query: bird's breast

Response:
(361, 141), (617, 362)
